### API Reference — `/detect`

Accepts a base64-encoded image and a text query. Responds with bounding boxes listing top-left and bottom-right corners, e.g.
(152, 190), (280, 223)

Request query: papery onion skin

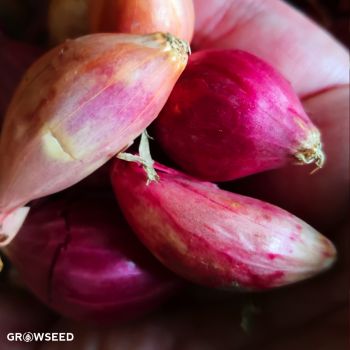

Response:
(0, 32), (189, 245)
(111, 159), (336, 290)
(5, 193), (182, 323)
(89, 0), (194, 42)
(153, 49), (324, 182)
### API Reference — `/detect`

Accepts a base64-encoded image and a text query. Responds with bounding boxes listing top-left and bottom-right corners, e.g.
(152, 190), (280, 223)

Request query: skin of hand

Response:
(1, 1), (348, 349)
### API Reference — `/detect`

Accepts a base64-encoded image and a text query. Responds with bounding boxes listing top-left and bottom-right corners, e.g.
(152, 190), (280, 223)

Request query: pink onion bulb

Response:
(111, 159), (336, 290)
(154, 49), (325, 182)
(5, 193), (182, 323)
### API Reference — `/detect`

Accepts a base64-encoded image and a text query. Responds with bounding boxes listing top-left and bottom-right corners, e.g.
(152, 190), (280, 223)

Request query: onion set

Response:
(154, 49), (325, 181)
(0, 32), (189, 246)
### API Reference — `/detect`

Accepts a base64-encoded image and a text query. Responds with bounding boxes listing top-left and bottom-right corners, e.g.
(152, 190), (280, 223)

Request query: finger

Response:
(229, 85), (349, 233)
(192, 0), (348, 96)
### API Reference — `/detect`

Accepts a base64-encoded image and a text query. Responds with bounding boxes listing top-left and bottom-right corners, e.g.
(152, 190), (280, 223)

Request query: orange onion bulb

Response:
(89, 0), (195, 42)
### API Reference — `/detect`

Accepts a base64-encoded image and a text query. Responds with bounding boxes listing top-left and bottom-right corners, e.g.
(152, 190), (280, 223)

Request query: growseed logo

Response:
(22, 332), (34, 342)
(7, 332), (74, 342)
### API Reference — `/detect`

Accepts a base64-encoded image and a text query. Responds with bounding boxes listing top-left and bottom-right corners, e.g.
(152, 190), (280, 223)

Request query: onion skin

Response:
(5, 194), (182, 323)
(89, 0), (194, 42)
(154, 49), (324, 182)
(0, 32), (189, 246)
(111, 159), (336, 290)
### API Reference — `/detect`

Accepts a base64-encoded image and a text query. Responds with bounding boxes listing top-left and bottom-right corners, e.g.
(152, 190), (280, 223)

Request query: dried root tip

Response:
(294, 142), (325, 174)
(117, 131), (159, 184)
(164, 33), (191, 56)
(144, 32), (190, 62)
(117, 153), (159, 184)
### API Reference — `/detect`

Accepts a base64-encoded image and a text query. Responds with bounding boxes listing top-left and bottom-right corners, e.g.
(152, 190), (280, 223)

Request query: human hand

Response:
(38, 1), (348, 349)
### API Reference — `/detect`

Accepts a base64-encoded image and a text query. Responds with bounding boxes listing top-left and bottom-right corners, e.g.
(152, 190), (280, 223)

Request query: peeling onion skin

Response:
(154, 49), (324, 182)
(111, 159), (336, 290)
(89, 0), (195, 43)
(0, 32), (189, 245)
(5, 194), (182, 323)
